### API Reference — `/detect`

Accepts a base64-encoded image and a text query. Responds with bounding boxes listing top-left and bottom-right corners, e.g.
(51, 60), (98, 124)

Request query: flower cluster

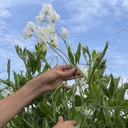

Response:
(22, 4), (68, 49)
(79, 68), (88, 86)
(22, 22), (36, 39)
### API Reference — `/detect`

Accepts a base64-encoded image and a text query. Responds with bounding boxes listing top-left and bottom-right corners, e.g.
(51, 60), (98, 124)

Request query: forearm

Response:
(0, 79), (45, 127)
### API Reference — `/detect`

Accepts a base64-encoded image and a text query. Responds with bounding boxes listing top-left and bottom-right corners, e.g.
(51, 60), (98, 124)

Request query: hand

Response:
(33, 65), (81, 93)
(0, 65), (81, 127)
(53, 116), (77, 128)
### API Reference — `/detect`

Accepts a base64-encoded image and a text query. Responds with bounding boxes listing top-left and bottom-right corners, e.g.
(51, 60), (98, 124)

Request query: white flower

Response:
(22, 22), (36, 39)
(50, 35), (58, 47)
(22, 29), (32, 39)
(84, 109), (93, 116)
(42, 4), (60, 22)
(37, 26), (49, 42)
(62, 27), (68, 38)
(47, 22), (55, 34)
(35, 11), (45, 23)
(41, 43), (46, 51)
(26, 22), (36, 31)
(77, 68), (88, 86)
(49, 10), (60, 22)
(38, 35), (46, 44)
(42, 4), (53, 14)
(82, 68), (88, 78)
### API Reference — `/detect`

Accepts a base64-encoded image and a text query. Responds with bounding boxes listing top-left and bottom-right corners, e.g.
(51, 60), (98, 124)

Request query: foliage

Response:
(0, 3), (128, 128)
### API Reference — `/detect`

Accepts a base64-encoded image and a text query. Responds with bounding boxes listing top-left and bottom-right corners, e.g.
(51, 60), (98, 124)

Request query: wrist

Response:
(25, 77), (50, 98)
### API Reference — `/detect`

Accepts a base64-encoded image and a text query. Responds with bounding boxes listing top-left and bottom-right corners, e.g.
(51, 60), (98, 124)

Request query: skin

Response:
(53, 116), (77, 128)
(0, 65), (81, 128)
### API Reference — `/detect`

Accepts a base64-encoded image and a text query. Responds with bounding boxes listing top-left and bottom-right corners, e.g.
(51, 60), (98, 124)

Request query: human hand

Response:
(53, 116), (77, 128)
(33, 65), (82, 93)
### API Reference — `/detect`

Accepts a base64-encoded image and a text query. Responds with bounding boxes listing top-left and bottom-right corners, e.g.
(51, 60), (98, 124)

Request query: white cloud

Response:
(0, 8), (11, 18)
(61, 0), (128, 33)
(0, 21), (8, 30)
(122, 0), (128, 9)
(0, 30), (36, 80)
(0, 0), (128, 80)
(0, 0), (53, 18)
(105, 46), (128, 77)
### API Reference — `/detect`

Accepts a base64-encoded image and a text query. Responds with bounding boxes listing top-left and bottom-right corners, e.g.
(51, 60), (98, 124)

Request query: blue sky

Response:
(0, 0), (128, 82)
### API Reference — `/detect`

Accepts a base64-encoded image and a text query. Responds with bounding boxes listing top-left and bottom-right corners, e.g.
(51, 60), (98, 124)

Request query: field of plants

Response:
(0, 4), (128, 128)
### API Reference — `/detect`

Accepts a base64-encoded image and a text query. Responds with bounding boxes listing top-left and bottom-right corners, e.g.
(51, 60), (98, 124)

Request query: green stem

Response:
(7, 59), (11, 81)
(54, 47), (71, 63)
(92, 109), (97, 128)
(100, 108), (107, 125)
(55, 28), (69, 48)
(88, 42), (109, 85)
(50, 46), (68, 65)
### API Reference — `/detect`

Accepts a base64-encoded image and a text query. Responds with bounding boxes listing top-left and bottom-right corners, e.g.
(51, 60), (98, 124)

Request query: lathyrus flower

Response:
(62, 27), (68, 38)
(48, 10), (60, 22)
(47, 22), (55, 34)
(50, 34), (58, 47)
(26, 22), (36, 32)
(37, 26), (49, 44)
(22, 22), (36, 39)
(42, 4), (53, 15)
(78, 68), (88, 86)
(36, 11), (45, 23)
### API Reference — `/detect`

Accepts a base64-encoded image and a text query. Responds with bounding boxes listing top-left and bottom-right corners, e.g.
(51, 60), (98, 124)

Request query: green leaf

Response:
(114, 100), (128, 110)
(27, 50), (37, 74)
(75, 95), (82, 107)
(68, 46), (74, 65)
(7, 59), (11, 81)
(13, 71), (19, 85)
(75, 43), (81, 64)
(42, 64), (49, 73)
(89, 82), (98, 101)
(116, 83), (128, 101)
(109, 74), (115, 98)
(52, 85), (64, 98)
(39, 102), (51, 115)
(92, 50), (96, 59)
(100, 83), (110, 98)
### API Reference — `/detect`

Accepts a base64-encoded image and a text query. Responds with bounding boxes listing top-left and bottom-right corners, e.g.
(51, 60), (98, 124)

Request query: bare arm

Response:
(0, 80), (42, 127)
(0, 65), (81, 127)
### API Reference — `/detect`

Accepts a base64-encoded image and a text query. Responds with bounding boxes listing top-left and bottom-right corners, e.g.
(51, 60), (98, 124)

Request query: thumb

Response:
(58, 116), (64, 123)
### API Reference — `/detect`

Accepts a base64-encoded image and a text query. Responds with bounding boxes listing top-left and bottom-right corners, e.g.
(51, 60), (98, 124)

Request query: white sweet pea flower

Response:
(38, 35), (46, 44)
(47, 22), (55, 34)
(77, 68), (88, 86)
(41, 43), (46, 51)
(82, 68), (88, 78)
(36, 11), (45, 23)
(26, 22), (36, 32)
(37, 26), (49, 42)
(50, 35), (58, 47)
(22, 22), (36, 39)
(22, 29), (32, 39)
(49, 10), (60, 22)
(84, 109), (93, 116)
(42, 4), (53, 14)
(62, 27), (68, 38)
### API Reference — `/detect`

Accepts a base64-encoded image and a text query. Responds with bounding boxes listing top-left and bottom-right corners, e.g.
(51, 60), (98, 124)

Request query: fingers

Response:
(54, 64), (73, 71)
(64, 84), (72, 89)
(58, 116), (77, 126)
(53, 64), (82, 81)
(60, 65), (73, 71)
(70, 120), (77, 126)
(59, 68), (76, 79)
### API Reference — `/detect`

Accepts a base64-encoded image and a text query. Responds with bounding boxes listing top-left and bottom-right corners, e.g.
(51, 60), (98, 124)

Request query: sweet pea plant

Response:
(1, 3), (128, 128)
